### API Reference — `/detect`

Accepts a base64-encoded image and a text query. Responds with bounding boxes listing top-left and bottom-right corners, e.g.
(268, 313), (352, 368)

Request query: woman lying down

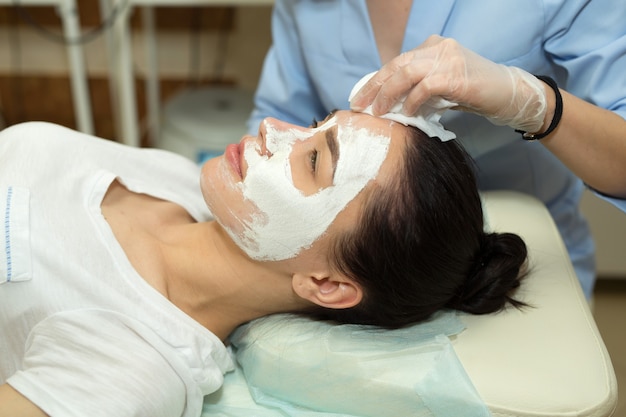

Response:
(0, 110), (527, 416)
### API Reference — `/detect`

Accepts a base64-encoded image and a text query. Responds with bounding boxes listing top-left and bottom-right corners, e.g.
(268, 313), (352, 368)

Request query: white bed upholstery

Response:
(457, 191), (617, 416)
(204, 191), (618, 417)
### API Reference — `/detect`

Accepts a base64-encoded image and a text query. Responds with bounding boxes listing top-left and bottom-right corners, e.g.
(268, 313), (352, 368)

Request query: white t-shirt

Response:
(0, 122), (234, 417)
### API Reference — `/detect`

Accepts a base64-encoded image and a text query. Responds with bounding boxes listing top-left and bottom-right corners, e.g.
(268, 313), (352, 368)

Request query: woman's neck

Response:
(102, 180), (304, 342)
(158, 221), (308, 341)
(367, 0), (413, 64)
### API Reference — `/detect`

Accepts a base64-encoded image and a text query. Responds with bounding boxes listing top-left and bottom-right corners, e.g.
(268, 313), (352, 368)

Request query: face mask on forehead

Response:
(222, 116), (391, 261)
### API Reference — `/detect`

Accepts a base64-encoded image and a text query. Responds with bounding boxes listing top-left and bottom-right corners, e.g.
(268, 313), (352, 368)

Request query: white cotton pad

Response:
(349, 71), (457, 141)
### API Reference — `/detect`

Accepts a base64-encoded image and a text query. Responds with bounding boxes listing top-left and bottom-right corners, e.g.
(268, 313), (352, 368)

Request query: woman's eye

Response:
(310, 118), (319, 128)
(309, 150), (319, 172)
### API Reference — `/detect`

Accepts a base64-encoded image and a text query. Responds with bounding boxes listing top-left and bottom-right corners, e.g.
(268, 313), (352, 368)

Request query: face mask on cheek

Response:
(222, 118), (391, 261)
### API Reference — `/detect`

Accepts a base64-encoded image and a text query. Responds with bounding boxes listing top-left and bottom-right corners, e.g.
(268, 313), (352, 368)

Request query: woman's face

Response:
(200, 110), (407, 261)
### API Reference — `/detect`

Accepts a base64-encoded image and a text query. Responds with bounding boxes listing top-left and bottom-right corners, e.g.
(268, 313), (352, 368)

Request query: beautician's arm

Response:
(0, 384), (48, 417)
(540, 87), (626, 198)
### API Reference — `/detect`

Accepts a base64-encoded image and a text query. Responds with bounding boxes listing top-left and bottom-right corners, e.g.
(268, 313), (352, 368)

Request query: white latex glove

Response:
(350, 35), (548, 133)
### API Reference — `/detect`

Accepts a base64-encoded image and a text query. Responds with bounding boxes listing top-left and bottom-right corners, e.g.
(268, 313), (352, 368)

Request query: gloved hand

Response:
(350, 35), (548, 133)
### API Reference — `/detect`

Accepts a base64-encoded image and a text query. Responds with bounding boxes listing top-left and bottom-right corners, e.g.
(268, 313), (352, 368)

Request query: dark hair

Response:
(311, 126), (527, 329)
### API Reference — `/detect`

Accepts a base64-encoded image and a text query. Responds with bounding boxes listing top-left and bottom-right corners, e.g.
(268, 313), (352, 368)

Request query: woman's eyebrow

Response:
(326, 125), (339, 181)
(320, 109), (338, 125)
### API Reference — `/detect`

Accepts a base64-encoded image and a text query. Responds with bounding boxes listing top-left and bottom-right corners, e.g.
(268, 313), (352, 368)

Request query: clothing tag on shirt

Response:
(1, 186), (32, 284)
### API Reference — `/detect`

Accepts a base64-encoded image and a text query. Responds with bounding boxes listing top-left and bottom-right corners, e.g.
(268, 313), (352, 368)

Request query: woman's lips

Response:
(225, 142), (243, 179)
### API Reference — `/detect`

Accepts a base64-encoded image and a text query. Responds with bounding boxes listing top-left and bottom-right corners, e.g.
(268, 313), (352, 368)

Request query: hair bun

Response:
(447, 232), (528, 314)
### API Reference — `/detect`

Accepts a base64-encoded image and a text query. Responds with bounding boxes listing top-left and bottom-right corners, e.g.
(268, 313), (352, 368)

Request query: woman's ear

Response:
(292, 273), (363, 309)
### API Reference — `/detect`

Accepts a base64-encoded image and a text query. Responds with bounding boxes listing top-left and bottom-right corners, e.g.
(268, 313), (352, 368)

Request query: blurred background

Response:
(0, 1), (623, 414)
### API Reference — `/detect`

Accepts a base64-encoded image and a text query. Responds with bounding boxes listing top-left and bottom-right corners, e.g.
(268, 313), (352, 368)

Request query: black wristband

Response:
(515, 75), (563, 141)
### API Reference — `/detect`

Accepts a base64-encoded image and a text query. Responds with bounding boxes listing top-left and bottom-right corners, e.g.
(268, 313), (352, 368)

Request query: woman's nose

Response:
(258, 117), (304, 156)
(258, 118), (283, 156)
(262, 117), (295, 132)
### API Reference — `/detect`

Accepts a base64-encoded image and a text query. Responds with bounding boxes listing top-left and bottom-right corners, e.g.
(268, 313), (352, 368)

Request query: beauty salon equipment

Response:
(1, 0), (94, 134)
(100, 0), (273, 147)
(157, 87), (253, 163)
(203, 191), (617, 417)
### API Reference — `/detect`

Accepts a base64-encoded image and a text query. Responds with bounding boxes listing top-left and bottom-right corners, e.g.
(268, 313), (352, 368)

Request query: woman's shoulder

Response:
(0, 122), (109, 156)
(0, 121), (198, 170)
(1, 121), (84, 141)
(1, 121), (67, 136)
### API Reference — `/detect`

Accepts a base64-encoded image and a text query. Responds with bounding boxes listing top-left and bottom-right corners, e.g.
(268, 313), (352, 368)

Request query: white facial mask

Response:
(223, 116), (390, 261)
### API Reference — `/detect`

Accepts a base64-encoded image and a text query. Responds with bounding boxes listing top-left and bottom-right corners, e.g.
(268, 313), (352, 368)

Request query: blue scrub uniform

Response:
(247, 0), (626, 298)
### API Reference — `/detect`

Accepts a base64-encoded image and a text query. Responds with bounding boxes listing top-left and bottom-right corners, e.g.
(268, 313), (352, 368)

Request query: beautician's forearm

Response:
(0, 384), (48, 417)
(541, 89), (626, 198)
